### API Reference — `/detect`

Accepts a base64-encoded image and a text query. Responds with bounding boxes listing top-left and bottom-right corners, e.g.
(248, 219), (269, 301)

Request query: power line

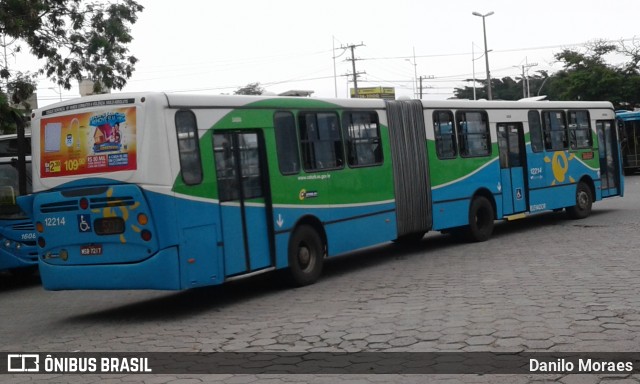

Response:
(361, 37), (640, 61)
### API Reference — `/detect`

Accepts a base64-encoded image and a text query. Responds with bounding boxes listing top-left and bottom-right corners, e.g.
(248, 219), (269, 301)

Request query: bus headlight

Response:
(3, 239), (11, 248)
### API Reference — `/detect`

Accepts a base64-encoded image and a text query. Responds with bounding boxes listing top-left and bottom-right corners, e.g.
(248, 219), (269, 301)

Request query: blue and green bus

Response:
(19, 94), (623, 290)
(0, 134), (38, 276)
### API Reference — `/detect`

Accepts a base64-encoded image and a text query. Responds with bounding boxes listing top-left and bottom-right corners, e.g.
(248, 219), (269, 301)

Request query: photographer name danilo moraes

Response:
(530, 358), (634, 373)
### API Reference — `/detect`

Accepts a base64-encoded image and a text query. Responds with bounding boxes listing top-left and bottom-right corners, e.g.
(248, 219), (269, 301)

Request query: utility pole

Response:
(524, 58), (538, 98)
(341, 42), (365, 98)
(418, 75), (434, 99)
(516, 59), (538, 98)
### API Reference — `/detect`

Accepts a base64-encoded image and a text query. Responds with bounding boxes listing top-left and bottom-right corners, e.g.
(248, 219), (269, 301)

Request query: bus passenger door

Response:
(214, 131), (274, 278)
(497, 123), (527, 215)
(596, 120), (621, 197)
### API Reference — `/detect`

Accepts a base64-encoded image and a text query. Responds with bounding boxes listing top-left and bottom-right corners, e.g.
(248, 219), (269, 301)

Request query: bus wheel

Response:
(567, 181), (593, 219)
(287, 225), (324, 286)
(465, 196), (494, 242)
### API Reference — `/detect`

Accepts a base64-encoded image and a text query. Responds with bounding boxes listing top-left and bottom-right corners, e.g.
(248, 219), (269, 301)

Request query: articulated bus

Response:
(19, 93), (623, 290)
(616, 110), (640, 174)
(0, 134), (38, 276)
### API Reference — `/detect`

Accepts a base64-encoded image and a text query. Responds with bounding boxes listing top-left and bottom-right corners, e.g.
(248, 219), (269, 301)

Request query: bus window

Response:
(568, 110), (593, 149)
(433, 110), (457, 159)
(542, 110), (568, 151)
(214, 133), (237, 201)
(528, 110), (544, 152)
(0, 136), (31, 157)
(298, 112), (344, 171)
(274, 111), (300, 175)
(175, 110), (203, 185)
(238, 133), (263, 200)
(342, 111), (382, 167)
(456, 110), (490, 157)
(0, 160), (31, 219)
(214, 132), (263, 202)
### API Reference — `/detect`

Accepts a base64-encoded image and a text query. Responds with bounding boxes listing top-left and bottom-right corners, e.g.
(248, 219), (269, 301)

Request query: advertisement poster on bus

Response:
(40, 107), (137, 178)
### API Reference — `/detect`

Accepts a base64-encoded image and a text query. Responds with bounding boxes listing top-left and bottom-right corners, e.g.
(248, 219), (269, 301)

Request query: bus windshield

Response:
(0, 160), (31, 220)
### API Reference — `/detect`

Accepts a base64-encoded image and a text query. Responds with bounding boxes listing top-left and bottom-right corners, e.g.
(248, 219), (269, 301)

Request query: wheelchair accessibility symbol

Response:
(77, 214), (92, 233)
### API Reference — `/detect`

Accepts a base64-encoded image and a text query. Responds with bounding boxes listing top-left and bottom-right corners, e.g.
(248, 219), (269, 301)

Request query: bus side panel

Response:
(431, 199), (472, 230)
(172, 197), (224, 288)
(528, 185), (578, 212)
(430, 159), (502, 230)
(274, 232), (289, 270)
(272, 202), (397, 268)
(324, 207), (397, 256)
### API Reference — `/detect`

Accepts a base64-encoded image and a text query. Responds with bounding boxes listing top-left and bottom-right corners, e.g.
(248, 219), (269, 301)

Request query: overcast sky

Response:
(31, 0), (640, 106)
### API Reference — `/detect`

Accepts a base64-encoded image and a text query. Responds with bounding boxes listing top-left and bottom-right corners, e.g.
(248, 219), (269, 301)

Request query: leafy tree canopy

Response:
(453, 39), (640, 109)
(0, 0), (143, 132)
(548, 41), (623, 104)
(234, 82), (264, 95)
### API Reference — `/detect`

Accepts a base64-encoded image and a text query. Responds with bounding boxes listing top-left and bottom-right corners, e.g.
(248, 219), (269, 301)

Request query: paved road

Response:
(2, 176), (640, 383)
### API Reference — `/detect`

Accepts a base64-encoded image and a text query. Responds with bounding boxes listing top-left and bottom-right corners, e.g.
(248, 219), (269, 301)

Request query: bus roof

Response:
(35, 92), (615, 117)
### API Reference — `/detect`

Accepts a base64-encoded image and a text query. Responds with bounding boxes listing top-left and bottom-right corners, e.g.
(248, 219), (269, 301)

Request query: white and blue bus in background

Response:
(616, 110), (640, 174)
(0, 134), (38, 277)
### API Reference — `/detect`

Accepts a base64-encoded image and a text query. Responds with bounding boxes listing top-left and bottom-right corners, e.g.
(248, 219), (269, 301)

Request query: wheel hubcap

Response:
(298, 245), (312, 271)
(578, 191), (588, 209)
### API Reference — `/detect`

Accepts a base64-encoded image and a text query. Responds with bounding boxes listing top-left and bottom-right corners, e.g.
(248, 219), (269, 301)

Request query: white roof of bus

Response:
(36, 91), (614, 115)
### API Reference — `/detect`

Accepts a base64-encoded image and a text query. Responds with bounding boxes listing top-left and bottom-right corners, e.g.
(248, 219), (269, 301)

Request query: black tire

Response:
(465, 196), (494, 242)
(287, 225), (324, 286)
(566, 181), (593, 219)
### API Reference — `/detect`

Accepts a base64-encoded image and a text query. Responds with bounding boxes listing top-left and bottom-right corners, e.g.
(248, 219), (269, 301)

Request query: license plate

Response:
(80, 244), (103, 256)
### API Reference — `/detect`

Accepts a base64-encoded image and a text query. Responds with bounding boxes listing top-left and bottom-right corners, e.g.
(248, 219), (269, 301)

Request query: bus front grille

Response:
(41, 200), (79, 213)
(89, 196), (135, 209)
(12, 223), (35, 231)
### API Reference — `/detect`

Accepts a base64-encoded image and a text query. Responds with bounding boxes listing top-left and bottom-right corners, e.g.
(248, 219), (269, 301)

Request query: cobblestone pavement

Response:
(2, 176), (640, 383)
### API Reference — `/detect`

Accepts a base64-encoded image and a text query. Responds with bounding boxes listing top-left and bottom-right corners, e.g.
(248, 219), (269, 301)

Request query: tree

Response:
(549, 41), (624, 104)
(0, 0), (144, 132)
(453, 39), (640, 108)
(234, 82), (264, 95)
(453, 77), (528, 100)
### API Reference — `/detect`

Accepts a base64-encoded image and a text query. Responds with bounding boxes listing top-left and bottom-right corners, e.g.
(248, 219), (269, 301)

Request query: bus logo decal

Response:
(545, 151), (576, 185)
(299, 189), (318, 201)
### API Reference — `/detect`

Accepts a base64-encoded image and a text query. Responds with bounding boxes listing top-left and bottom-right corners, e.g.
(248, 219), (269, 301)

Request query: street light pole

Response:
(472, 11), (494, 100)
(405, 47), (418, 98)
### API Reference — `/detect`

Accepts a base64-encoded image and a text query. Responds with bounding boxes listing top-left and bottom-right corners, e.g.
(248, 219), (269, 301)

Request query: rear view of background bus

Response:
(0, 134), (38, 277)
(616, 110), (640, 174)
